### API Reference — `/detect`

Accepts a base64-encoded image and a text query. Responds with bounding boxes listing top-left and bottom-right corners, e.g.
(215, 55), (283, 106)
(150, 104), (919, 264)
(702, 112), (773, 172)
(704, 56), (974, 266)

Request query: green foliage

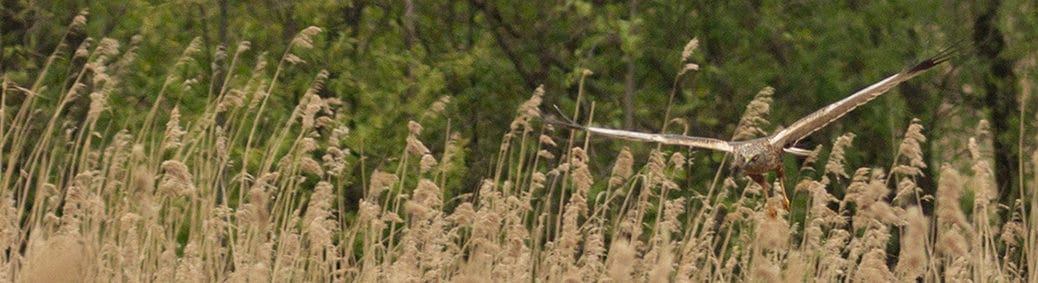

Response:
(1, 0), (1033, 224)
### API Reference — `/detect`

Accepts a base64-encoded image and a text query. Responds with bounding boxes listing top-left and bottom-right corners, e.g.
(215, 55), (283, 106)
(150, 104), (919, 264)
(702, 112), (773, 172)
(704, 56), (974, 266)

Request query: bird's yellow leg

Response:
(775, 167), (790, 210)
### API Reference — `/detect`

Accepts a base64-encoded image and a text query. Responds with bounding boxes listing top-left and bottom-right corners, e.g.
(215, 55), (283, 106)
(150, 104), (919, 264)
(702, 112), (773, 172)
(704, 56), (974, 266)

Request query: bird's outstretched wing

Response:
(546, 108), (734, 152)
(579, 126), (735, 152)
(769, 47), (956, 146)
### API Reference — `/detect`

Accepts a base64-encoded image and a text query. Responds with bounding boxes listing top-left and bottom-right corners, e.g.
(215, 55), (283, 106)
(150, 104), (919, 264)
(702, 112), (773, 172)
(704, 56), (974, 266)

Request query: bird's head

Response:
(732, 143), (767, 174)
(733, 151), (762, 169)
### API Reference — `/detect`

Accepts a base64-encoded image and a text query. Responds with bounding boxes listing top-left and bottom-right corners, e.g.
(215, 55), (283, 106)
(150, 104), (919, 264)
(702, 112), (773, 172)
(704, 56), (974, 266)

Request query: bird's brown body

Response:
(551, 47), (956, 213)
(731, 139), (790, 211)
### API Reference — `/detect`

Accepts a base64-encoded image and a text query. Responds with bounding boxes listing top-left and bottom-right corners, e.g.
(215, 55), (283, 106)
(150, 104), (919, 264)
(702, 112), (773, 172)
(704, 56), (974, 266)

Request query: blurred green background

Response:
(2, 0), (1035, 207)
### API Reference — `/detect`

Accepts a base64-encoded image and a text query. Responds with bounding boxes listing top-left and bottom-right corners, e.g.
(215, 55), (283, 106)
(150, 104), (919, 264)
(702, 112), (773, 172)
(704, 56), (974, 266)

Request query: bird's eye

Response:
(751, 155), (759, 161)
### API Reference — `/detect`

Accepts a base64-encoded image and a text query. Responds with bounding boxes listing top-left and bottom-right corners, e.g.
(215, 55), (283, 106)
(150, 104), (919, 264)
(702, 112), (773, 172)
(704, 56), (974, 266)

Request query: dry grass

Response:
(1, 14), (1036, 282)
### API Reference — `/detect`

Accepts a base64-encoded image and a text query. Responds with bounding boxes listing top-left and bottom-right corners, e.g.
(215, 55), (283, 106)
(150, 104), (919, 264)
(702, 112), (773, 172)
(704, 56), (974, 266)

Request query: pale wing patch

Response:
(783, 147), (814, 157)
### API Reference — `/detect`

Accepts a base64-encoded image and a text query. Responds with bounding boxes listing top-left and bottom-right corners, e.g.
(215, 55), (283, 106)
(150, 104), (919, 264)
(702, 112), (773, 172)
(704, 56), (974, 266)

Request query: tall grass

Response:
(1, 13), (1035, 282)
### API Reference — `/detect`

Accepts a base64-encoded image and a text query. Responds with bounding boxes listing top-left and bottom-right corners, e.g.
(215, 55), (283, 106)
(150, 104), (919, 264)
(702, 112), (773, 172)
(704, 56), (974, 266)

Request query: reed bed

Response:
(1, 13), (1035, 282)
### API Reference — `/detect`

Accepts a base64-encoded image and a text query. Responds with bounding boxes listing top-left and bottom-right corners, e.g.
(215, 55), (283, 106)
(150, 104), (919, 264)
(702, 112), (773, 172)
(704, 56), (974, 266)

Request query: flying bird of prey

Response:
(553, 47), (956, 211)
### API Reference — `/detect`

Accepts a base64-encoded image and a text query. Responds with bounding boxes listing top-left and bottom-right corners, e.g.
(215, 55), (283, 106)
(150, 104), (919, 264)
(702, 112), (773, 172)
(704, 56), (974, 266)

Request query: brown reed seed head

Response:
(733, 86), (773, 141)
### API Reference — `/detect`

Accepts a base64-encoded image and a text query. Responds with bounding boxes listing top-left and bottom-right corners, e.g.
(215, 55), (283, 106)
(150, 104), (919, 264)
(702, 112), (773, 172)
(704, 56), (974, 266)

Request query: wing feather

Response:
(581, 126), (734, 152)
(545, 106), (734, 152)
(769, 48), (955, 146)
